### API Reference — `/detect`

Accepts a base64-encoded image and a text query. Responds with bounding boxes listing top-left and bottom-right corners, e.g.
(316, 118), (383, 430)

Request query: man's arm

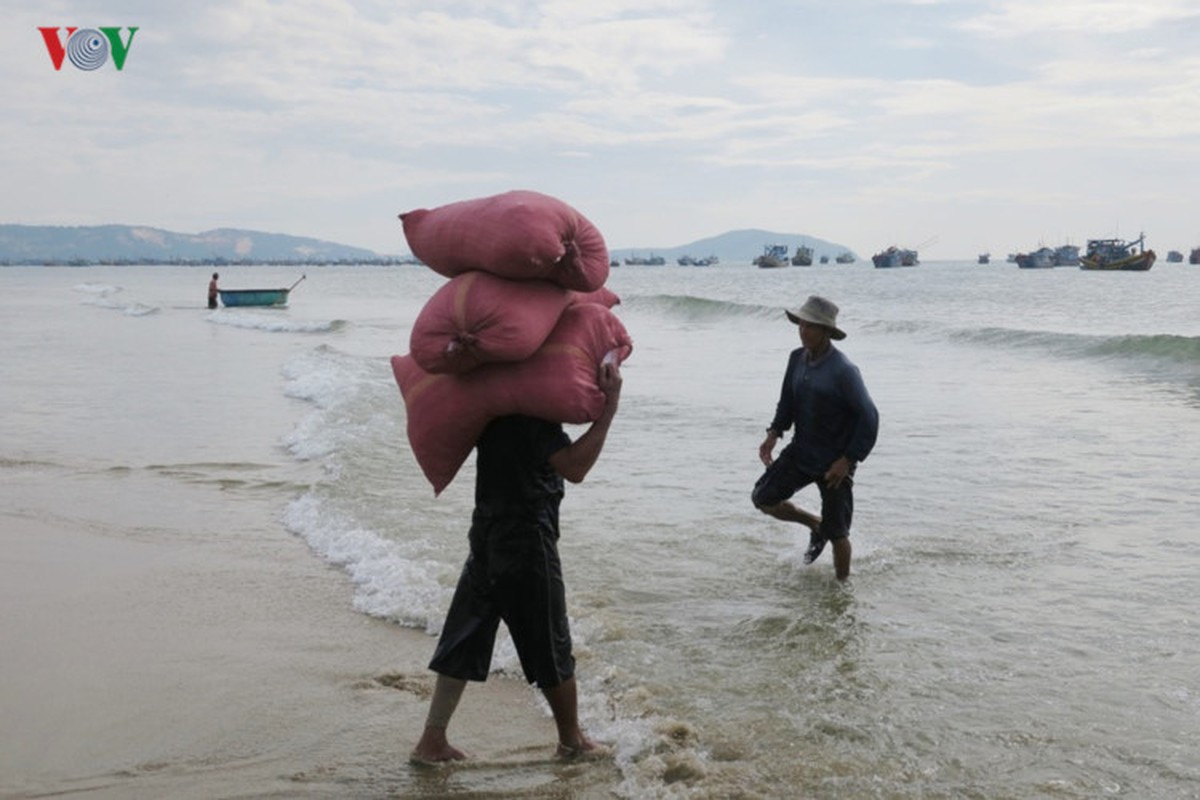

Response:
(548, 361), (622, 484)
(760, 350), (799, 466)
(759, 429), (780, 467)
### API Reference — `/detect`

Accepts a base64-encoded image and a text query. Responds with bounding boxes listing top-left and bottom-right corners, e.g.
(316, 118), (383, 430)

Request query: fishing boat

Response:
(872, 247), (901, 268)
(1166, 250), (1183, 263)
(1078, 234), (1155, 271)
(791, 245), (813, 266)
(819, 255), (830, 264)
(219, 275), (306, 307)
(977, 252), (990, 264)
(872, 246), (917, 268)
(835, 251), (855, 264)
(1053, 244), (1081, 267)
(1191, 248), (1200, 265)
(1016, 247), (1055, 269)
(623, 254), (666, 265)
(754, 244), (789, 268)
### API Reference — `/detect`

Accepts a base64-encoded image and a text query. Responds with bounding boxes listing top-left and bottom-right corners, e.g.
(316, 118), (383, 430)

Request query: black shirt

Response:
(473, 415), (571, 524)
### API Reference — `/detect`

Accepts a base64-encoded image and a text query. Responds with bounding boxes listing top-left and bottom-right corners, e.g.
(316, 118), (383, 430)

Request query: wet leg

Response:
(832, 537), (851, 581)
(411, 675), (469, 763)
(542, 677), (601, 757)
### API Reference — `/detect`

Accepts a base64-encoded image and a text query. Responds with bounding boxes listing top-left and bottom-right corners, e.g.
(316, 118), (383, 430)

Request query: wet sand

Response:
(0, 487), (619, 798)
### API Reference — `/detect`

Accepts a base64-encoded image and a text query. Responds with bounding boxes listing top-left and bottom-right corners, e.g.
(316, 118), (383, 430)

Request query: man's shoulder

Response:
(481, 415), (567, 451)
(827, 346), (859, 368)
(487, 414), (561, 432)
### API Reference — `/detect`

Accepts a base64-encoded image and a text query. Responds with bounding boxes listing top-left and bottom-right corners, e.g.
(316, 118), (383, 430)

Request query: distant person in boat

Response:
(207, 273), (219, 309)
(411, 361), (623, 764)
(753, 295), (879, 580)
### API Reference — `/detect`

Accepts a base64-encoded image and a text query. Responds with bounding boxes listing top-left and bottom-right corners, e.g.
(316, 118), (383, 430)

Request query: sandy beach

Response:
(0, 479), (620, 799)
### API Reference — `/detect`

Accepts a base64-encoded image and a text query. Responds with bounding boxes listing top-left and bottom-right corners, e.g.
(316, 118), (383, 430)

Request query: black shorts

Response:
(752, 449), (854, 540)
(428, 517), (574, 689)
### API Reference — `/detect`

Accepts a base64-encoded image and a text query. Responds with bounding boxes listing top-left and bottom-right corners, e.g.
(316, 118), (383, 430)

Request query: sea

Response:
(2, 259), (1198, 799)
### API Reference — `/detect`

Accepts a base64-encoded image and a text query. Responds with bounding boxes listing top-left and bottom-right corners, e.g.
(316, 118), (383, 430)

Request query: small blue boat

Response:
(219, 275), (305, 307)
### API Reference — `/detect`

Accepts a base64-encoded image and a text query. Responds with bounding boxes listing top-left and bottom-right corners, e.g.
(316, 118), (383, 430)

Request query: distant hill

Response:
(0, 224), (398, 265)
(0, 223), (860, 266)
(609, 229), (857, 264)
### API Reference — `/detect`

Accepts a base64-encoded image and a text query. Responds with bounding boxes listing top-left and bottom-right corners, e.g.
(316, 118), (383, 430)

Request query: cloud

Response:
(959, 0), (1200, 37)
(4, 0), (1200, 255)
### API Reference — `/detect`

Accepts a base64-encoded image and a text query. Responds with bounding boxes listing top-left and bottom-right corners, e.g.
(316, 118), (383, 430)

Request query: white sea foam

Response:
(282, 493), (448, 631)
(78, 289), (159, 316)
(72, 282), (122, 294)
(279, 345), (452, 631)
(279, 346), (367, 409)
(277, 344), (538, 673)
(207, 309), (344, 334)
(279, 360), (346, 463)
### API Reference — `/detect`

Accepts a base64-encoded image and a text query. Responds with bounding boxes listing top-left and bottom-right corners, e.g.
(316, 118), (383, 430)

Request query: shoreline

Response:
(0, 484), (620, 798)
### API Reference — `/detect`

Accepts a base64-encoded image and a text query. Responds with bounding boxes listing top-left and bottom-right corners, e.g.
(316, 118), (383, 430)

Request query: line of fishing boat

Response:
(1004, 235), (1159, 271)
(756, 235), (1191, 270)
(752, 244), (856, 268)
(676, 254), (720, 266)
(619, 253), (667, 266)
(619, 235), (1196, 271)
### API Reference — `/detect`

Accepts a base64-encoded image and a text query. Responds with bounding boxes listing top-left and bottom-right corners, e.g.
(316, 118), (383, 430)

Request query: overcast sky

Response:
(4, 0), (1199, 258)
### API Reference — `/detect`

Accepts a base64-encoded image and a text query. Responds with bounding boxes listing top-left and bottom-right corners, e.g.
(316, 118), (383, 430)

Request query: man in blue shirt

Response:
(753, 296), (879, 580)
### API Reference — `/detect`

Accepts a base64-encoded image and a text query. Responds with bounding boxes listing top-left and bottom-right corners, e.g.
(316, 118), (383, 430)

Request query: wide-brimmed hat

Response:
(785, 295), (846, 340)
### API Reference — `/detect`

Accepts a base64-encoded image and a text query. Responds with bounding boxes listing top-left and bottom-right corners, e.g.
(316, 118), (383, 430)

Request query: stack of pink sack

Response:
(391, 190), (633, 495)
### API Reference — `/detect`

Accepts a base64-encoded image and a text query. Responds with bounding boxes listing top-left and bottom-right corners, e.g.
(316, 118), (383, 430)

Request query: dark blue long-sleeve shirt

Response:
(769, 346), (879, 473)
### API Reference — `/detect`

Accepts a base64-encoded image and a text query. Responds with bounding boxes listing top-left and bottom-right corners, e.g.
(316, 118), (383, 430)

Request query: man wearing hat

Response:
(752, 295), (879, 580)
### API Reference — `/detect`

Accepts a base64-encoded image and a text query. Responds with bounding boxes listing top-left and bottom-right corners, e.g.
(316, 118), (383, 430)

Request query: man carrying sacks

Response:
(393, 190), (629, 762)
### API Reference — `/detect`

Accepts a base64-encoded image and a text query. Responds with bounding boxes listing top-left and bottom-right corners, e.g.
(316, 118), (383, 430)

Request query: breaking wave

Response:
(74, 283), (159, 316)
(207, 310), (347, 334)
(622, 293), (780, 322)
(951, 326), (1200, 367)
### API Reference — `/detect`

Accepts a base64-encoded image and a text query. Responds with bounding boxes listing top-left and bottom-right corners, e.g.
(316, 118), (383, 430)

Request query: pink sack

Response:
(392, 303), (633, 495)
(409, 272), (621, 374)
(399, 190), (610, 292)
(410, 273), (568, 374)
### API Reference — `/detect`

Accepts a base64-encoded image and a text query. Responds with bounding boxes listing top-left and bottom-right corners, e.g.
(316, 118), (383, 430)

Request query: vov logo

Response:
(38, 27), (138, 71)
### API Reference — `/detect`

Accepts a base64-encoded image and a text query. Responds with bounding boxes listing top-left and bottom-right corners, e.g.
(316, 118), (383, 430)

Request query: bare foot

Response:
(409, 744), (467, 765)
(410, 729), (468, 765)
(556, 736), (610, 761)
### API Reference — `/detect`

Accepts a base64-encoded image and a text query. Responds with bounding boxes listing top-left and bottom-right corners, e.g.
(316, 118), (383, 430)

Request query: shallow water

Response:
(3, 261), (1198, 798)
